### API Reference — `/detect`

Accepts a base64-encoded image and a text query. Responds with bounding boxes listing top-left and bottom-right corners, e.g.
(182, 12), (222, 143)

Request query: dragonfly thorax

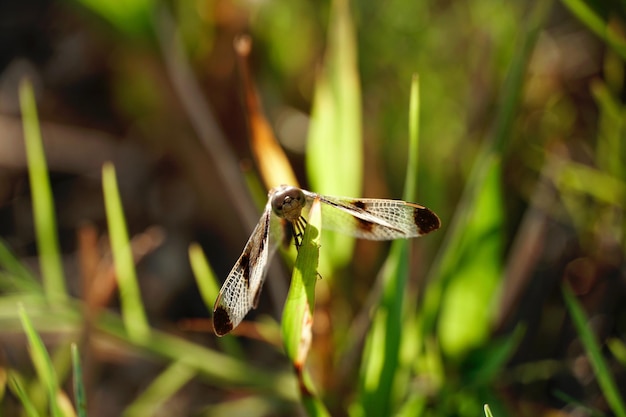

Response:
(270, 185), (306, 221)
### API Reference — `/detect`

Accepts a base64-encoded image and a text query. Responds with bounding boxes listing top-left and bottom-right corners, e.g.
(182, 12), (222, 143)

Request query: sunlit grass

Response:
(356, 75), (423, 416)
(563, 286), (626, 417)
(19, 80), (67, 302)
(18, 304), (65, 417)
(102, 162), (150, 344)
(70, 344), (86, 417)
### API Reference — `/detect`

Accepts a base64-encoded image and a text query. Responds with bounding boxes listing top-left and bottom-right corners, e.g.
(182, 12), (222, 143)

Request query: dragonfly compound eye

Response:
(271, 186), (305, 221)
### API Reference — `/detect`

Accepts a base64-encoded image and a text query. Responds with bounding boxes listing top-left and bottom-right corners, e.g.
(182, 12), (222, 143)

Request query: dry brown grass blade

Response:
(78, 224), (166, 311)
(234, 35), (299, 189)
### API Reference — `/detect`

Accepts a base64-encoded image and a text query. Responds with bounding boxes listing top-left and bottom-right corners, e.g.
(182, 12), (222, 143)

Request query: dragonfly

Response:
(213, 185), (441, 336)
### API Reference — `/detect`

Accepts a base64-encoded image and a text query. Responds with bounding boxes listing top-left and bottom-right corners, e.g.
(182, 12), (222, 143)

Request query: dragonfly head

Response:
(270, 185), (306, 221)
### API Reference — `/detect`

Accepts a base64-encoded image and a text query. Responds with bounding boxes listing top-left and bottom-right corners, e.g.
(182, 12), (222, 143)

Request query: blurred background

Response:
(0, 0), (625, 416)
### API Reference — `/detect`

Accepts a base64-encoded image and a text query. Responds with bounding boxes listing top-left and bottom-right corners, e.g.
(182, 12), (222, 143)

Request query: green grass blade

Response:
(562, 285), (626, 417)
(356, 241), (409, 417)
(200, 396), (283, 416)
(484, 404), (494, 417)
(188, 243), (220, 310)
(421, 0), (552, 340)
(8, 371), (41, 417)
(355, 75), (422, 416)
(436, 157), (503, 358)
(306, 0), (362, 268)
(306, 0), (362, 196)
(560, 0), (626, 61)
(188, 243), (243, 356)
(74, 0), (154, 36)
(281, 199), (329, 416)
(607, 337), (626, 366)
(122, 360), (196, 417)
(592, 79), (626, 180)
(88, 307), (299, 400)
(18, 304), (64, 417)
(0, 238), (41, 293)
(102, 162), (150, 343)
(404, 73), (420, 201)
(71, 344), (87, 417)
(282, 199), (321, 362)
(2, 295), (299, 402)
(19, 79), (67, 302)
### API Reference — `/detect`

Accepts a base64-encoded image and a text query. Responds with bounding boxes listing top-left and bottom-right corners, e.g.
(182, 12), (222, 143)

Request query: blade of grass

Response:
(93, 309), (299, 400)
(188, 243), (244, 356)
(421, 0), (552, 338)
(404, 73), (420, 201)
(234, 35), (299, 190)
(355, 75), (421, 416)
(562, 285), (626, 417)
(18, 304), (64, 417)
(73, 0), (153, 36)
(8, 371), (41, 417)
(188, 243), (220, 306)
(607, 338), (626, 366)
(592, 79), (626, 180)
(122, 360), (196, 417)
(71, 344), (87, 417)
(281, 199), (329, 416)
(436, 157), (503, 358)
(200, 396), (285, 416)
(19, 79), (67, 302)
(306, 0), (362, 269)
(0, 295), (298, 401)
(101, 162), (150, 343)
(0, 238), (40, 286)
(560, 0), (626, 61)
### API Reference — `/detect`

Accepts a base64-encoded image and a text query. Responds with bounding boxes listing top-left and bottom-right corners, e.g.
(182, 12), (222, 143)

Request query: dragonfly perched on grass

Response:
(213, 185), (441, 336)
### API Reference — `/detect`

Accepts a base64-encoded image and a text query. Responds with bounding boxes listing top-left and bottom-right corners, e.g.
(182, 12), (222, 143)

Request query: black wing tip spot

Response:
(213, 306), (233, 337)
(415, 207), (441, 234)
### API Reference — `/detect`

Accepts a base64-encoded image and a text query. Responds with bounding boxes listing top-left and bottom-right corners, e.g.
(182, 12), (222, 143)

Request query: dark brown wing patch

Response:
(240, 254), (251, 288)
(414, 207), (440, 234)
(213, 306), (233, 336)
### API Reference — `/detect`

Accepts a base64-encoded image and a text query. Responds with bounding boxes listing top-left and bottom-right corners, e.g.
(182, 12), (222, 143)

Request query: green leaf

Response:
(560, 0), (626, 61)
(0, 238), (41, 293)
(122, 360), (196, 417)
(71, 344), (87, 417)
(188, 243), (220, 310)
(8, 371), (41, 417)
(282, 199), (321, 362)
(421, 0), (552, 346)
(18, 304), (64, 417)
(73, 0), (154, 36)
(437, 157), (503, 358)
(188, 243), (244, 356)
(281, 199), (329, 416)
(563, 285), (626, 417)
(306, 0), (362, 268)
(19, 79), (67, 302)
(355, 75), (422, 417)
(102, 162), (150, 343)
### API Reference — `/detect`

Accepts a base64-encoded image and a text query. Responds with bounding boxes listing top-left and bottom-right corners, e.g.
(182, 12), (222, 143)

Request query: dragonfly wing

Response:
(306, 192), (440, 240)
(213, 205), (273, 336)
